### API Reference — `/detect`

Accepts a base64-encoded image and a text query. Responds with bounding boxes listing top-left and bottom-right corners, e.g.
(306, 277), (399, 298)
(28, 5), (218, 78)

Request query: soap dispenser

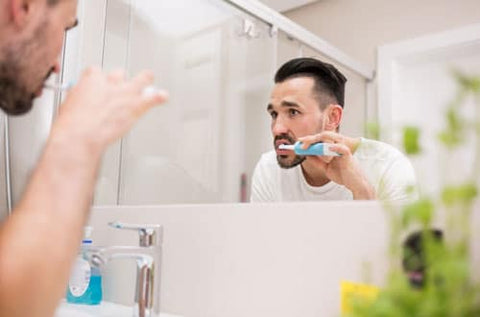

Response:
(66, 226), (103, 305)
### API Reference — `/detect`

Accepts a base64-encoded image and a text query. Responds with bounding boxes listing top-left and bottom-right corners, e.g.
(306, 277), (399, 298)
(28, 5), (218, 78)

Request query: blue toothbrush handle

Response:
(293, 142), (340, 156)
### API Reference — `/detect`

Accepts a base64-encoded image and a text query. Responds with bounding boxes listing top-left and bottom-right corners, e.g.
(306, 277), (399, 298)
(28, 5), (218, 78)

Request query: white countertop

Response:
(55, 301), (181, 317)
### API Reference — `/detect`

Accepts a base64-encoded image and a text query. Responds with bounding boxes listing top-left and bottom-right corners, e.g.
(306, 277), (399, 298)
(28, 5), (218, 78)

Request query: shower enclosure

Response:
(1, 0), (374, 217)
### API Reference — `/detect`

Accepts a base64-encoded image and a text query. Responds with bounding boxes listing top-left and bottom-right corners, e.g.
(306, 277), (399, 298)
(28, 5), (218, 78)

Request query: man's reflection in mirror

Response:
(250, 57), (417, 202)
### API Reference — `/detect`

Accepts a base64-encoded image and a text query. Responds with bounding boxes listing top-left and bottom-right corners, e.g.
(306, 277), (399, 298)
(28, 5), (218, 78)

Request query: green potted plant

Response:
(346, 72), (480, 316)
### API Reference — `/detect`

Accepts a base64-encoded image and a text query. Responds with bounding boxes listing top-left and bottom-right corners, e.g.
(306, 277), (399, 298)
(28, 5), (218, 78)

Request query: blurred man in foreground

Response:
(0, 0), (168, 315)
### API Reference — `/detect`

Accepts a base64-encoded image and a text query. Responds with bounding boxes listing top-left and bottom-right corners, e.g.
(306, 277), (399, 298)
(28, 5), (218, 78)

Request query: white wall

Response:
(260, 0), (318, 12)
(285, 0), (480, 70)
(88, 201), (480, 317)
(377, 24), (480, 195)
(89, 202), (390, 317)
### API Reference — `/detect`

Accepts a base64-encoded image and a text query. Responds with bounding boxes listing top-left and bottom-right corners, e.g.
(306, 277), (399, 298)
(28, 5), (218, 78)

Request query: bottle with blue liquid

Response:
(66, 226), (103, 305)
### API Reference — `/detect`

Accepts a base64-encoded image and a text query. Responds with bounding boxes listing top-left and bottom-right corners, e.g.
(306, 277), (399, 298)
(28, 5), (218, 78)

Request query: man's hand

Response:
(51, 67), (168, 156)
(0, 67), (169, 317)
(298, 131), (376, 200)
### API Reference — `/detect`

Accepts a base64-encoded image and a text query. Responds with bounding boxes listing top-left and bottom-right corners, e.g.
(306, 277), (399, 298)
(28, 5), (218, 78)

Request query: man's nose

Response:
(272, 116), (289, 135)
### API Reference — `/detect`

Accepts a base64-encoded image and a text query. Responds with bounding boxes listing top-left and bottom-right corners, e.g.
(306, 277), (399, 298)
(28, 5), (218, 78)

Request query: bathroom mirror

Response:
(58, 0), (370, 206)
(1, 0), (477, 216)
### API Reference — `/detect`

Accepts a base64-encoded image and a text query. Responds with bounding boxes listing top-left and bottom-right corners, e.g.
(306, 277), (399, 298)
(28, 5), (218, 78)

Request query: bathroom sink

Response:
(55, 300), (181, 317)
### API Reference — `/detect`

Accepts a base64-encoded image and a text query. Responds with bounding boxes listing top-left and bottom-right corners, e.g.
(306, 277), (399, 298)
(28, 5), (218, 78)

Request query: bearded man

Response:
(0, 1), (167, 316)
(251, 58), (416, 202)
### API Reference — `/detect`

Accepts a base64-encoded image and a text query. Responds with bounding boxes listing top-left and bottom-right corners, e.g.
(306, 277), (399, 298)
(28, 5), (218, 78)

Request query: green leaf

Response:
(402, 198), (434, 227)
(446, 107), (462, 131)
(438, 131), (462, 148)
(437, 107), (465, 148)
(441, 183), (478, 207)
(452, 70), (480, 93)
(403, 126), (421, 155)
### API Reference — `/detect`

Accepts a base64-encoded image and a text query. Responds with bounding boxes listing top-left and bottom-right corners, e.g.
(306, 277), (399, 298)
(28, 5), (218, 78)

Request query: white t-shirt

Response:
(250, 138), (417, 202)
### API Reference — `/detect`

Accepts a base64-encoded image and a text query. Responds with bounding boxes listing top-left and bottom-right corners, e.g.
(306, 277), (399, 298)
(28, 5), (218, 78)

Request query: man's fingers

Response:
(107, 69), (126, 84)
(320, 156), (334, 164)
(328, 143), (350, 156)
(143, 89), (169, 108)
(298, 131), (343, 149)
(81, 66), (102, 79)
(130, 70), (154, 93)
(298, 134), (326, 148)
(133, 89), (169, 118)
(297, 135), (316, 149)
(321, 131), (344, 142)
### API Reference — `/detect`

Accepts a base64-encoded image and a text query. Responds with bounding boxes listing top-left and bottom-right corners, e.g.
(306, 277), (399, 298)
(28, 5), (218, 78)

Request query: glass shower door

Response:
(114, 0), (277, 204)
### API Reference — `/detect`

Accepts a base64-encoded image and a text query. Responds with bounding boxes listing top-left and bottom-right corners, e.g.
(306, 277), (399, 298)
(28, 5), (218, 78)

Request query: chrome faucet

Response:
(85, 222), (163, 317)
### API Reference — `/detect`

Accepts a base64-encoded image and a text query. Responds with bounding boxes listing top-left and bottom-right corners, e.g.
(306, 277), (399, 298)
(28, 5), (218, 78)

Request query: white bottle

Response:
(66, 226), (103, 305)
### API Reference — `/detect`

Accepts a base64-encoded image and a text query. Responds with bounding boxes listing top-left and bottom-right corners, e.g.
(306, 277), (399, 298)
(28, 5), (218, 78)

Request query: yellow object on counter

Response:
(340, 280), (379, 314)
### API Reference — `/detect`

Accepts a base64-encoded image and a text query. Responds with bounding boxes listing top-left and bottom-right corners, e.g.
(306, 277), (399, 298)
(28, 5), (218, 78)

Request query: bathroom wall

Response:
(88, 201), (480, 317)
(285, 0), (480, 126)
(377, 25), (480, 196)
(88, 201), (391, 317)
(285, 0), (480, 70)
(260, 0), (318, 12)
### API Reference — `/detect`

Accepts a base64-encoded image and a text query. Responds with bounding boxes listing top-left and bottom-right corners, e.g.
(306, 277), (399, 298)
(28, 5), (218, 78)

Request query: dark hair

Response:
(274, 57), (347, 109)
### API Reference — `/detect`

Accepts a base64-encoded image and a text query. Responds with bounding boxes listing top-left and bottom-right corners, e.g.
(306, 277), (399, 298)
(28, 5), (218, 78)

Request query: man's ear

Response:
(324, 104), (343, 131)
(9, 0), (36, 29)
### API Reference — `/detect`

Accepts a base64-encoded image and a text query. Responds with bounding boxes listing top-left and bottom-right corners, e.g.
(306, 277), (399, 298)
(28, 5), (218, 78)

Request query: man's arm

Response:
(0, 67), (167, 317)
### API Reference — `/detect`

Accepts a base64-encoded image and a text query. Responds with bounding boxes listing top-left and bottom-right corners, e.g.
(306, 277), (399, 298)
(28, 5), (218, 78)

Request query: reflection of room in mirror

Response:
(378, 25), (480, 196)
(55, 0), (374, 207)
(98, 0), (285, 205)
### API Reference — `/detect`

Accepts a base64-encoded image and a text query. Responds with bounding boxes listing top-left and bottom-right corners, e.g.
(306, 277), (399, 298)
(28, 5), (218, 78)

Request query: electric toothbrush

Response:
(279, 142), (341, 156)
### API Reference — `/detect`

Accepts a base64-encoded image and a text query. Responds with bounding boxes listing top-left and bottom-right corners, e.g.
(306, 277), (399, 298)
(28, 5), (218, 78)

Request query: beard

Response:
(0, 18), (51, 116)
(275, 133), (306, 169)
(0, 65), (36, 115)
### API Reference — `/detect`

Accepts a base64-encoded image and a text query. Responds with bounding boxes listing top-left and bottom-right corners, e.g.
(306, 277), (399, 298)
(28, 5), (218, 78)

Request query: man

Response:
(0, 0), (168, 316)
(251, 57), (416, 202)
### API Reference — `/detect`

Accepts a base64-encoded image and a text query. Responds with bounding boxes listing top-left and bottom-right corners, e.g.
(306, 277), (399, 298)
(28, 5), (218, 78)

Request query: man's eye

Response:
(288, 109), (299, 116)
(269, 112), (277, 119)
